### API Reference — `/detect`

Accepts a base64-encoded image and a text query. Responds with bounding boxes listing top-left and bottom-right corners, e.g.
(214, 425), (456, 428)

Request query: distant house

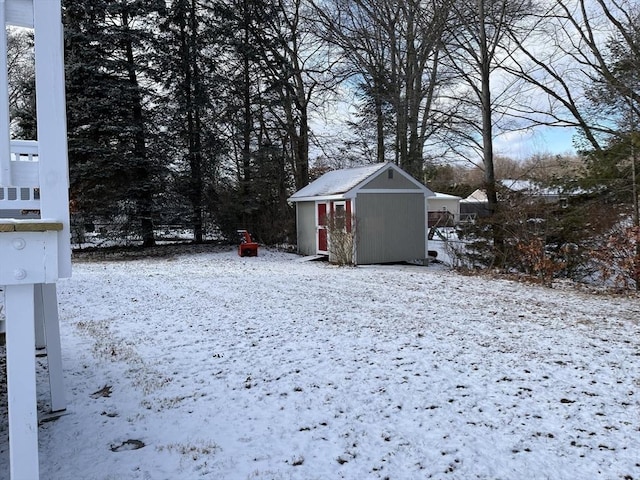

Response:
(499, 179), (572, 206)
(460, 180), (580, 222)
(460, 189), (492, 221)
(288, 162), (434, 265)
(427, 192), (461, 227)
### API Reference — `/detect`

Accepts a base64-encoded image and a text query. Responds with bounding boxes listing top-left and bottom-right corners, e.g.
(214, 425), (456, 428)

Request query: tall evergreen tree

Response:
(63, 0), (164, 246)
(156, 0), (224, 243)
(214, 0), (295, 241)
(227, 0), (323, 240)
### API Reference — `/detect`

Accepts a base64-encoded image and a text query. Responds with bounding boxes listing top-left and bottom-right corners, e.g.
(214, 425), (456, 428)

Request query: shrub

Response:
(326, 213), (356, 266)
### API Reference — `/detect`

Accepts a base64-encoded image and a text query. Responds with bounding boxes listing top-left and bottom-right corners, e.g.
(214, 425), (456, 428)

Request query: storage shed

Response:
(288, 162), (434, 265)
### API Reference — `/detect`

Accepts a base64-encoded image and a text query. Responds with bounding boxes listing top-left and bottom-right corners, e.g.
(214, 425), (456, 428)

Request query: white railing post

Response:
(33, 0), (71, 278)
(0, 0), (13, 186)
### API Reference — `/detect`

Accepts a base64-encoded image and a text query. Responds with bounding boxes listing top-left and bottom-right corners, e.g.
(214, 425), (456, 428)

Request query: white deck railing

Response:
(0, 139), (40, 211)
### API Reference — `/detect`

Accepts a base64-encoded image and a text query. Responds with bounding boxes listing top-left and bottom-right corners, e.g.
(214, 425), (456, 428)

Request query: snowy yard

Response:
(1, 246), (640, 479)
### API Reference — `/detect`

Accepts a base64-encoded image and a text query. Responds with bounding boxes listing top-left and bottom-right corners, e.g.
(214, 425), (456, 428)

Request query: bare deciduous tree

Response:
(310, 0), (452, 179)
(443, 0), (533, 217)
(500, 0), (640, 152)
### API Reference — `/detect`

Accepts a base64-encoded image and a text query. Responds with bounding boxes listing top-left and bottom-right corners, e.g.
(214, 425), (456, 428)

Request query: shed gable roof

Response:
(289, 163), (386, 200)
(288, 162), (431, 202)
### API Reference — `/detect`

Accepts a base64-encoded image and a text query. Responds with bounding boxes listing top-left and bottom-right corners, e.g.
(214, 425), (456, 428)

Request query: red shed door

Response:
(317, 202), (328, 253)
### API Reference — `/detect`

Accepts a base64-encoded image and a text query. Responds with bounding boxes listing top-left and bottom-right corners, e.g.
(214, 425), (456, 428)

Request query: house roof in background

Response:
(462, 180), (586, 204)
(461, 189), (488, 203)
(501, 179), (586, 196)
(429, 192), (461, 200)
(501, 179), (535, 192)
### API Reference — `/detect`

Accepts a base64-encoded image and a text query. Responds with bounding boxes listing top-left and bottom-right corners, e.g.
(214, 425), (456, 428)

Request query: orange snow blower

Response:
(237, 229), (258, 257)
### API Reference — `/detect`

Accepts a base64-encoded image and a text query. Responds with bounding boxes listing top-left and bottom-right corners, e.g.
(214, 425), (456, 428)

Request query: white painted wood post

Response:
(5, 283), (40, 480)
(33, 0), (71, 279)
(33, 282), (66, 412)
(0, 0), (11, 186)
(42, 282), (66, 412)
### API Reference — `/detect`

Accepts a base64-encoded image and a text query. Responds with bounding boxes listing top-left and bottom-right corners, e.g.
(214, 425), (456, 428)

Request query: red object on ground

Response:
(238, 230), (258, 257)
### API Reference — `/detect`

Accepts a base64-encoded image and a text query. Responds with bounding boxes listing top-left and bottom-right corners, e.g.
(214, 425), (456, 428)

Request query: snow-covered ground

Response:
(1, 247), (639, 480)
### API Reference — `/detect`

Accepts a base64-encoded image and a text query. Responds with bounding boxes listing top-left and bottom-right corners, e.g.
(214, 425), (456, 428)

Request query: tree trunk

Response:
(178, 0), (203, 243)
(189, 0), (203, 243)
(295, 107), (309, 189)
(241, 0), (252, 226)
(122, 9), (155, 247)
(375, 87), (385, 163)
(477, 0), (503, 263)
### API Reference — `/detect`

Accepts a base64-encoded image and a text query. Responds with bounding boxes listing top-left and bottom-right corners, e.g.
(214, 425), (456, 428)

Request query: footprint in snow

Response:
(110, 439), (145, 452)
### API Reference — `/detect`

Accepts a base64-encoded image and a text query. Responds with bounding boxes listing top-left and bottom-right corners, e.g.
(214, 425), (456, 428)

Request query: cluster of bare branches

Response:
(325, 212), (356, 266)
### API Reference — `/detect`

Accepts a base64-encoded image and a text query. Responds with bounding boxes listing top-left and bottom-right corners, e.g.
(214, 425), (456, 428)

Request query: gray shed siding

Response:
(296, 201), (317, 255)
(361, 168), (417, 190)
(355, 193), (426, 264)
